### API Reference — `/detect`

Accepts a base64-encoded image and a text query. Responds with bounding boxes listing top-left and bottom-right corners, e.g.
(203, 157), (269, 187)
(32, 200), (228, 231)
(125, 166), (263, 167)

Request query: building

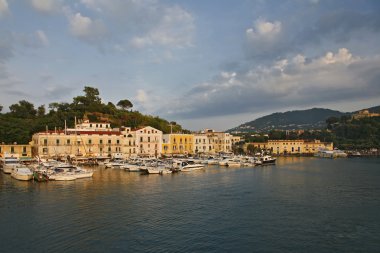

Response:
(246, 139), (333, 155)
(194, 129), (237, 155)
(0, 143), (32, 159)
(352, 109), (380, 120)
(134, 126), (162, 157)
(31, 120), (137, 159)
(162, 134), (194, 156)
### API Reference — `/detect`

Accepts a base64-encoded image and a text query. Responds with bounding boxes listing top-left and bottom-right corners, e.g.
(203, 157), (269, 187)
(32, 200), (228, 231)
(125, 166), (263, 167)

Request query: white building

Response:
(134, 126), (162, 157)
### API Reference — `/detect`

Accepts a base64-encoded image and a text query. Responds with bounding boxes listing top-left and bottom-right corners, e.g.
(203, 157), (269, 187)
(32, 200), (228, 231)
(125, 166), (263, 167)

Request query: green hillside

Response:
(229, 108), (346, 133)
(0, 86), (186, 144)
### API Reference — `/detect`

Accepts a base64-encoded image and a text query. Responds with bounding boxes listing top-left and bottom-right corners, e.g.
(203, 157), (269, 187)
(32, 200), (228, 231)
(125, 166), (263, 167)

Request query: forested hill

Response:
(229, 108), (346, 133)
(0, 86), (186, 144)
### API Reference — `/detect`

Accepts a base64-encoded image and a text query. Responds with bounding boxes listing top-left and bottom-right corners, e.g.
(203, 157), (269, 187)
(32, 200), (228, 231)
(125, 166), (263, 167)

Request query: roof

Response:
(37, 130), (122, 135)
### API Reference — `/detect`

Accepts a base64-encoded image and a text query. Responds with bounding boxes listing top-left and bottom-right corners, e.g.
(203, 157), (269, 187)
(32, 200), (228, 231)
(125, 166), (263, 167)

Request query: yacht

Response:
(11, 167), (33, 181)
(1, 156), (21, 174)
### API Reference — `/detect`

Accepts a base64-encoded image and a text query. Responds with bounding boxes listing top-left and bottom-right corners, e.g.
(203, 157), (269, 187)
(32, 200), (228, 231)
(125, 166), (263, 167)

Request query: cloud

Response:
(160, 48), (380, 119)
(245, 19), (286, 60)
(36, 30), (50, 46)
(30, 0), (61, 13)
(68, 12), (107, 44)
(0, 0), (9, 16)
(79, 0), (194, 50)
(130, 5), (194, 49)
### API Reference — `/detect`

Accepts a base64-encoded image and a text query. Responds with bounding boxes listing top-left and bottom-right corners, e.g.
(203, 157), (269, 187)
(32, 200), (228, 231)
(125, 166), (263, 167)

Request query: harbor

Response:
(1, 157), (379, 252)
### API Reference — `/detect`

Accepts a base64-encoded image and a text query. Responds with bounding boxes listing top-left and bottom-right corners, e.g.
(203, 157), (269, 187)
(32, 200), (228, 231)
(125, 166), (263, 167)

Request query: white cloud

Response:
(30, 0), (61, 13)
(321, 48), (355, 65)
(68, 12), (107, 43)
(36, 30), (50, 46)
(160, 48), (380, 119)
(245, 19), (285, 59)
(0, 0), (9, 16)
(246, 19), (282, 41)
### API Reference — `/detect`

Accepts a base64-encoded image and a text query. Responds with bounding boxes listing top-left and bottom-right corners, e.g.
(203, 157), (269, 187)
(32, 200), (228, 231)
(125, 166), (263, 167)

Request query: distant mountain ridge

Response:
(228, 106), (380, 133)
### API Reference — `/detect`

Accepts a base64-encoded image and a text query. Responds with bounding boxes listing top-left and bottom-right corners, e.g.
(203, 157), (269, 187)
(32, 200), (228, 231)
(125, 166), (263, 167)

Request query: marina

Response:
(1, 157), (379, 252)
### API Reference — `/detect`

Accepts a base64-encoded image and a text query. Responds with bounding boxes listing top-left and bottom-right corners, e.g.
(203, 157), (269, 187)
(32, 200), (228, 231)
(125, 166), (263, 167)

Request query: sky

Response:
(1, 0), (380, 131)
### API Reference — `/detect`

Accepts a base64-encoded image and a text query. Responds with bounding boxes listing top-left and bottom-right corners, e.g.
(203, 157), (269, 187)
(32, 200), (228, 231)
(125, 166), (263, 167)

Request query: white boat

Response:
(72, 169), (94, 179)
(1, 156), (21, 174)
(11, 167), (33, 181)
(146, 167), (161, 174)
(48, 173), (77, 181)
(180, 161), (205, 172)
(207, 159), (220, 165)
(227, 160), (241, 167)
(260, 155), (276, 164)
(218, 158), (230, 166)
(104, 159), (126, 168)
(124, 164), (141, 172)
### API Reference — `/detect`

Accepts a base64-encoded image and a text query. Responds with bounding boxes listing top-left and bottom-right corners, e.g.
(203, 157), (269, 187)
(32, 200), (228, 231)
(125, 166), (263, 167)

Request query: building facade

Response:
(0, 144), (32, 159)
(162, 134), (194, 156)
(31, 121), (137, 159)
(134, 126), (162, 157)
(193, 129), (237, 155)
(246, 139), (333, 155)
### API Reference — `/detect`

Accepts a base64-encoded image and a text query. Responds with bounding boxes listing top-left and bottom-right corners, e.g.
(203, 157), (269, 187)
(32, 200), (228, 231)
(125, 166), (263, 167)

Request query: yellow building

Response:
(0, 144), (32, 159)
(162, 134), (194, 156)
(246, 139), (333, 155)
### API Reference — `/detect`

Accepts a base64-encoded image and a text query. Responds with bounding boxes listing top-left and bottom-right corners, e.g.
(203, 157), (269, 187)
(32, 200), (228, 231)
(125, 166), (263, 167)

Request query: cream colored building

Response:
(162, 134), (194, 156)
(0, 144), (32, 159)
(31, 121), (137, 158)
(134, 126), (162, 157)
(246, 139), (333, 155)
(194, 129), (237, 154)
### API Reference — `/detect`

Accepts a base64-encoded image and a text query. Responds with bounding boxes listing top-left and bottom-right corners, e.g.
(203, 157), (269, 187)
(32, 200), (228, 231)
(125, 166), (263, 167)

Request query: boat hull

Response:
(11, 173), (33, 181)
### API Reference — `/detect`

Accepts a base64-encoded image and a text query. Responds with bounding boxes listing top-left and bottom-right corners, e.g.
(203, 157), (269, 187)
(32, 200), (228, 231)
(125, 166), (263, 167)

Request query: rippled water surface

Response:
(1, 157), (380, 252)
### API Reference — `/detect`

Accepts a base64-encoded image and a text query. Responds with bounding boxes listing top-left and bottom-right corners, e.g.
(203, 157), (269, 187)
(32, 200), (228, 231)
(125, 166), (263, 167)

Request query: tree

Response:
(9, 100), (37, 118)
(72, 86), (102, 112)
(0, 104), (3, 112)
(37, 105), (46, 116)
(117, 99), (133, 111)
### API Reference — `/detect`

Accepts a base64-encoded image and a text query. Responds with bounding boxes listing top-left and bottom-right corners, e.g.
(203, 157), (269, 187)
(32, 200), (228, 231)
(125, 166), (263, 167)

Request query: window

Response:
(67, 139), (70, 145)
(44, 139), (47, 145)
(108, 147), (111, 152)
(140, 137), (143, 142)
(23, 146), (27, 153)
(56, 139), (60, 145)
(148, 137), (151, 142)
(88, 139), (92, 144)
(108, 140), (111, 144)
(117, 139), (120, 144)
(100, 139), (103, 144)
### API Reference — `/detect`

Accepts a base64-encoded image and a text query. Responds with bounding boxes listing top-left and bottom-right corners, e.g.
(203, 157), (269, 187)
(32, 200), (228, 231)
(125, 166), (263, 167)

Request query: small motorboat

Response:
(11, 167), (33, 181)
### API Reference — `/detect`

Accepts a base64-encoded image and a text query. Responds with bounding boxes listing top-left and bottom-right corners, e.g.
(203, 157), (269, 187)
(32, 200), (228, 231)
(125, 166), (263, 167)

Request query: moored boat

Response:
(11, 167), (33, 181)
